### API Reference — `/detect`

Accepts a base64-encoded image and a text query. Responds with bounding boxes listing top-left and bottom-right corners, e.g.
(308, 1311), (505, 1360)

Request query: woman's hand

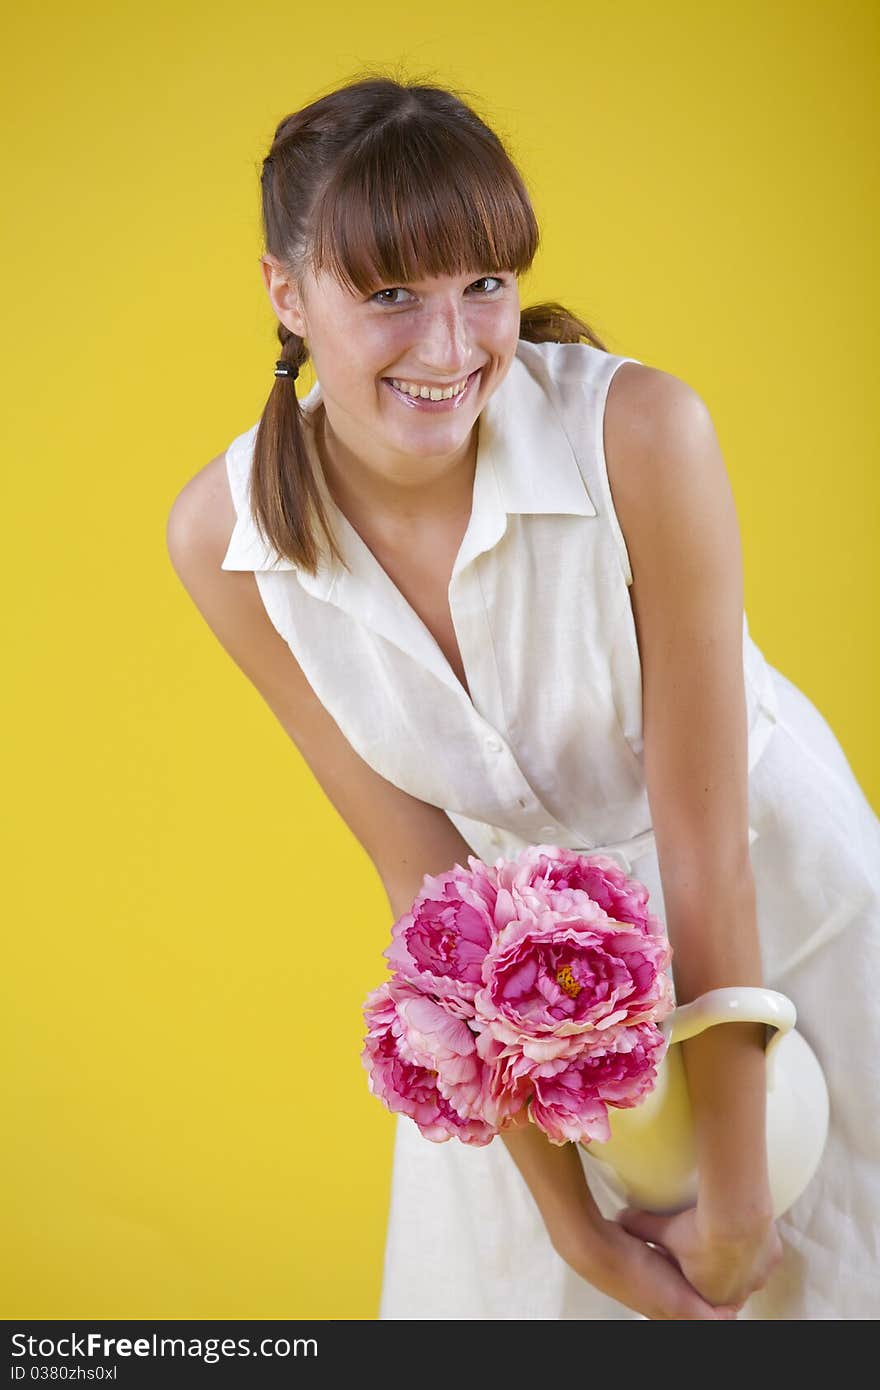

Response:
(615, 1203), (784, 1307)
(559, 1216), (743, 1319)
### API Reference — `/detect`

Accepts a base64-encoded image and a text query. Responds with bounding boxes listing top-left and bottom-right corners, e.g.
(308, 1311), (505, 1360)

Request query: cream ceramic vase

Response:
(577, 987), (829, 1218)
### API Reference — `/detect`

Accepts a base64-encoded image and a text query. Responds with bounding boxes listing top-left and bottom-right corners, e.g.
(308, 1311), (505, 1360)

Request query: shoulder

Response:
(605, 359), (714, 474)
(165, 449), (310, 709)
(166, 451), (237, 577)
(602, 360), (735, 583)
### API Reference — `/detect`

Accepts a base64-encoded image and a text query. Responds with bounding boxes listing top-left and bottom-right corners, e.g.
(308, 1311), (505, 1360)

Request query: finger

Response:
(617, 1206), (673, 1247)
(675, 1278), (740, 1319)
(640, 1241), (737, 1320)
(631, 1233), (680, 1270)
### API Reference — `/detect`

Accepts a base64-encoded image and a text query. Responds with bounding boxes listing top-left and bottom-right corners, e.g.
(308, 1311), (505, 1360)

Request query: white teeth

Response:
(389, 374), (471, 400)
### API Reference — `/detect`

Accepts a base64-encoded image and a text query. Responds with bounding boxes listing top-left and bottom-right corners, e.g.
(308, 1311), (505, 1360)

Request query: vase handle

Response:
(662, 986), (797, 1082)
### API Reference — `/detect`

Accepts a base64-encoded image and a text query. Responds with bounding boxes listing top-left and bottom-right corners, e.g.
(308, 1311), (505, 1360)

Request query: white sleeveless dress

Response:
(221, 340), (880, 1320)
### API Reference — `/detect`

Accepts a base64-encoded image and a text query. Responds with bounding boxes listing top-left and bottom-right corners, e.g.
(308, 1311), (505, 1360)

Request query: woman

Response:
(167, 74), (880, 1319)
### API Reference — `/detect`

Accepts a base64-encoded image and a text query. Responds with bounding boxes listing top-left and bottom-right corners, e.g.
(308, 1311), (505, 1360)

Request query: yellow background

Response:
(3, 0), (877, 1319)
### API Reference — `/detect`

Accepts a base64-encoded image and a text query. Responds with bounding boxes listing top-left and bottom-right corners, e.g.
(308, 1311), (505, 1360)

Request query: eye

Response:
(470, 275), (506, 295)
(370, 287), (411, 306)
(369, 275), (507, 306)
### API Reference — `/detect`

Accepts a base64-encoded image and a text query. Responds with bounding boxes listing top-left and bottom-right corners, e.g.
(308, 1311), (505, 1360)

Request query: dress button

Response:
(516, 796), (528, 809)
(484, 735), (503, 753)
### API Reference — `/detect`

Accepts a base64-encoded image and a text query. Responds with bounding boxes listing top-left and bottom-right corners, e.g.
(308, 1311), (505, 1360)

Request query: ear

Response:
(259, 255), (308, 339)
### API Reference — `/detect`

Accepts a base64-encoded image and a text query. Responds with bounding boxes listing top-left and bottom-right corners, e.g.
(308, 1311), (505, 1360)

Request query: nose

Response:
(414, 297), (472, 377)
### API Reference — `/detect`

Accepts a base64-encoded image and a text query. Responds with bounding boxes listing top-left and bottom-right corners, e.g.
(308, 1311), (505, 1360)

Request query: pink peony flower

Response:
(360, 978), (499, 1144)
(383, 856), (498, 1004)
(526, 1022), (669, 1144)
(496, 844), (666, 939)
(474, 897), (674, 1063)
(362, 844), (675, 1148)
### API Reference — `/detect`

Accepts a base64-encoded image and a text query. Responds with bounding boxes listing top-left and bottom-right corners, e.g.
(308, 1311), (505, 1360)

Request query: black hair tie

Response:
(274, 360), (299, 379)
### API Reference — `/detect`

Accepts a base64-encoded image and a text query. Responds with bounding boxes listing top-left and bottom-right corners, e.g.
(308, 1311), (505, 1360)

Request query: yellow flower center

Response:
(556, 964), (581, 999)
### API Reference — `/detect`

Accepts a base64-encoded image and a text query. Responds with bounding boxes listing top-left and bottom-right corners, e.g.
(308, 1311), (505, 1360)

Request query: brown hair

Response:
(252, 71), (611, 575)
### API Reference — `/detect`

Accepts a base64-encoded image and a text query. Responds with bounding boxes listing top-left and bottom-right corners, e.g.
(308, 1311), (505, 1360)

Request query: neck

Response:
(312, 405), (478, 541)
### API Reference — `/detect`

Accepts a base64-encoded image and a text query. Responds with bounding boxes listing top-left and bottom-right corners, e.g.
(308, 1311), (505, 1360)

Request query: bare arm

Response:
(605, 365), (773, 1234)
(166, 456), (474, 907)
(495, 1121), (606, 1258)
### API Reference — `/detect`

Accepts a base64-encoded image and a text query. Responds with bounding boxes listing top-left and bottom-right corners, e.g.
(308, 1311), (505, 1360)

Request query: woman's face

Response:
(262, 256), (522, 492)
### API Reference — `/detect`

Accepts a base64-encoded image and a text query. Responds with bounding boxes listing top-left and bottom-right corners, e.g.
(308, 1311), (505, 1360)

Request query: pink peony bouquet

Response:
(360, 844), (675, 1147)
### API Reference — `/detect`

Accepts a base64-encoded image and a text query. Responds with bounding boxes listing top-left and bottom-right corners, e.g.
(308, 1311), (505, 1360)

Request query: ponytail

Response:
(519, 300), (609, 352)
(250, 325), (347, 576)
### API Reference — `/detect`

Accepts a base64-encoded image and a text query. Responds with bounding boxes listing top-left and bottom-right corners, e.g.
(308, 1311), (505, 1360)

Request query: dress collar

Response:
(220, 338), (597, 586)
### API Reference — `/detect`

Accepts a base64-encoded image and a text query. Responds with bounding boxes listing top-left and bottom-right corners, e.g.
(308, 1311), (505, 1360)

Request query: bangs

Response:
(308, 115), (539, 296)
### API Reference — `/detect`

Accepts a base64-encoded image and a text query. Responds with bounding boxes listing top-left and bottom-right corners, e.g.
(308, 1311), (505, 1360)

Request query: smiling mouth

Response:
(381, 368), (482, 410)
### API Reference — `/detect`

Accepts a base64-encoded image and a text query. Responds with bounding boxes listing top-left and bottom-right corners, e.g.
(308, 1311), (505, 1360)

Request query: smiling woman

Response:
(167, 70), (880, 1322)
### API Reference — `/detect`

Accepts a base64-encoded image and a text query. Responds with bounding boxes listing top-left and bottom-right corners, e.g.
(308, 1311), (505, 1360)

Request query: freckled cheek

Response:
(372, 321), (413, 366)
(498, 304), (523, 348)
(331, 340), (388, 395)
(466, 306), (519, 364)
